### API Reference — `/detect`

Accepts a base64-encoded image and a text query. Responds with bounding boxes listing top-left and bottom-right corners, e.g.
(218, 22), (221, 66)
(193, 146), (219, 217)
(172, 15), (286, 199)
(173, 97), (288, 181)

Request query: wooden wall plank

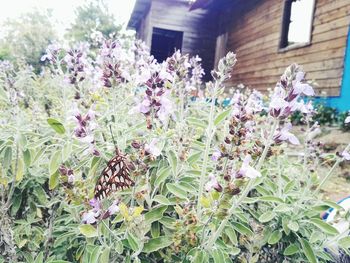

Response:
(224, 0), (350, 96)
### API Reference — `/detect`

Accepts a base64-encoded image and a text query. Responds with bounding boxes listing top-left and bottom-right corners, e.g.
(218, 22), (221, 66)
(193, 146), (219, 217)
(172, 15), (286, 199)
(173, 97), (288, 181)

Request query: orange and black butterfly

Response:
(94, 149), (135, 200)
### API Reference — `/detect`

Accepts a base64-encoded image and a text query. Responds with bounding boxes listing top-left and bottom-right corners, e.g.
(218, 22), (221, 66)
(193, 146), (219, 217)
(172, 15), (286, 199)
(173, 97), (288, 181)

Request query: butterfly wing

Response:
(94, 154), (135, 200)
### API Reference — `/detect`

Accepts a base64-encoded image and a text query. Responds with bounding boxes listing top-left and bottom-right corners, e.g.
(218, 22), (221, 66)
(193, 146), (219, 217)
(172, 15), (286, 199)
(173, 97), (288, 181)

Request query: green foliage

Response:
(292, 102), (350, 131)
(0, 38), (349, 263)
(65, 0), (123, 43)
(0, 10), (57, 72)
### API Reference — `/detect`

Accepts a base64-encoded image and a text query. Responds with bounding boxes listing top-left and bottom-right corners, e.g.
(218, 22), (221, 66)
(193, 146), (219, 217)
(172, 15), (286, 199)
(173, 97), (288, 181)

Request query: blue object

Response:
(324, 26), (350, 112)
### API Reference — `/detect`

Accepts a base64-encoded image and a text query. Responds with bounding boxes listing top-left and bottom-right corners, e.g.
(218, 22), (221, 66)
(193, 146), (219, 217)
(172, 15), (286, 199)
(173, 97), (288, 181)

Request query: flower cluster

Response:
(63, 44), (91, 87)
(98, 40), (131, 87)
(71, 105), (100, 156)
(269, 64), (314, 119)
(58, 165), (75, 184)
(82, 198), (120, 224)
(41, 43), (61, 64)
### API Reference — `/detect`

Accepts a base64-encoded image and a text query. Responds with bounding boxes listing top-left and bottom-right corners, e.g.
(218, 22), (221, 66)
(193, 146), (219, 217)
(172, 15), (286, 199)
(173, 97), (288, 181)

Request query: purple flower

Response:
(82, 210), (99, 224)
(89, 198), (101, 211)
(237, 155), (261, 179)
(292, 72), (314, 96)
(274, 123), (300, 145)
(107, 200), (120, 215)
(211, 150), (221, 161)
(82, 198), (102, 224)
(145, 139), (161, 157)
(205, 174), (223, 192)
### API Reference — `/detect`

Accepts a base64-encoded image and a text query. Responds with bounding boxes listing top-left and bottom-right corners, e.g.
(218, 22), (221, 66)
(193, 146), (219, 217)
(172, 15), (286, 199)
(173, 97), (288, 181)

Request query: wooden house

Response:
(128, 0), (350, 111)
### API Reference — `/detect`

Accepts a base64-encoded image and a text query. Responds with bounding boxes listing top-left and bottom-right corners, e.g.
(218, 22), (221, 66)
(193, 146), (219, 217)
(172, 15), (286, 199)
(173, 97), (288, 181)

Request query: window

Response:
(150, 28), (183, 62)
(280, 0), (315, 50)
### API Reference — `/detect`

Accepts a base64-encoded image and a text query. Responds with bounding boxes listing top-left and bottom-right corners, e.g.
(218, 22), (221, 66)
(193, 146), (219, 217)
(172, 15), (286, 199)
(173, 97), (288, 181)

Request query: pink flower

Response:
(274, 123), (300, 145)
(237, 155), (261, 179)
(145, 139), (161, 157)
(205, 174), (223, 192)
(211, 150), (221, 161)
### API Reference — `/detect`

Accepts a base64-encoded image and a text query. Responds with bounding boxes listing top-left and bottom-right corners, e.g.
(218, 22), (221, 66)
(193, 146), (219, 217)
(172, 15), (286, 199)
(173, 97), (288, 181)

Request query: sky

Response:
(0, 0), (136, 36)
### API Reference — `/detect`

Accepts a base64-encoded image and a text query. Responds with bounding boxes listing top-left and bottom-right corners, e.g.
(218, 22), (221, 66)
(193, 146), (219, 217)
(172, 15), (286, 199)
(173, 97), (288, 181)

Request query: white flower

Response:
(237, 155), (261, 179)
(145, 139), (161, 157)
(341, 150), (350, 161)
(345, 116), (350, 124)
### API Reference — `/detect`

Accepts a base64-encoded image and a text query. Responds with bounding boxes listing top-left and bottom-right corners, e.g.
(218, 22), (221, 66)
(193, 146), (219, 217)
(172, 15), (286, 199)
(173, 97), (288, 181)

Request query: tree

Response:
(66, 0), (123, 42)
(0, 10), (57, 72)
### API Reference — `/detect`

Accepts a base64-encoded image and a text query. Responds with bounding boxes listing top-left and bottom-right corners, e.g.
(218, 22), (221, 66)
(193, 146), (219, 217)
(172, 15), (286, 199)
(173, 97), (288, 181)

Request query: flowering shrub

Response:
(0, 37), (350, 263)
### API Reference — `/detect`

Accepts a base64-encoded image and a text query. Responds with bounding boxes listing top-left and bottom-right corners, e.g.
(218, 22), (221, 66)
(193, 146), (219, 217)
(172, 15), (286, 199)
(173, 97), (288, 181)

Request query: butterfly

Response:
(94, 149), (135, 200)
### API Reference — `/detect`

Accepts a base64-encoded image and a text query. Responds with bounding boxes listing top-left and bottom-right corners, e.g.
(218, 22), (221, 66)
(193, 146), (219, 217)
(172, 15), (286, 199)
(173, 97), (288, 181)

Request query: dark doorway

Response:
(151, 27), (183, 62)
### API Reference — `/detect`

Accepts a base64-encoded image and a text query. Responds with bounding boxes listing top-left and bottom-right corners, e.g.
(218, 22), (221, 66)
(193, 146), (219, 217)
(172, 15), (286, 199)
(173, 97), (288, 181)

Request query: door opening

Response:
(151, 27), (183, 62)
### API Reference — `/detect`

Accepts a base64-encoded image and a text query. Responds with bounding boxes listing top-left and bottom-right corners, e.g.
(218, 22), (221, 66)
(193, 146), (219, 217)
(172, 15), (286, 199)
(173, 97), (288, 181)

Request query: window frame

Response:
(278, 0), (316, 53)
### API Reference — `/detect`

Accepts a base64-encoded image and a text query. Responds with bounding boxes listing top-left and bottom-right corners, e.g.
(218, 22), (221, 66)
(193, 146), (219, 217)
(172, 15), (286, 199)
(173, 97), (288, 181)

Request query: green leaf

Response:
(224, 226), (238, 245)
(153, 195), (172, 205)
(34, 252), (44, 263)
(143, 236), (172, 253)
(151, 222), (160, 238)
(166, 183), (187, 199)
(187, 117), (207, 129)
(2, 147), (12, 170)
(287, 221), (299, 232)
(259, 196), (284, 203)
(321, 200), (343, 211)
(90, 246), (101, 263)
(154, 167), (171, 187)
(127, 232), (141, 252)
(284, 180), (295, 194)
(145, 206), (168, 224)
(232, 222), (253, 237)
(16, 158), (24, 181)
(259, 211), (276, 223)
(274, 204), (291, 213)
(23, 149), (31, 167)
(47, 118), (65, 134)
(339, 237), (350, 249)
(167, 150), (178, 177)
(49, 170), (60, 190)
(49, 150), (61, 174)
(187, 151), (202, 166)
(211, 248), (225, 263)
(283, 244), (299, 256)
(308, 218), (339, 236)
(300, 238), (317, 263)
(268, 230), (282, 245)
(62, 142), (72, 162)
(115, 241), (123, 254)
(214, 108), (231, 126)
(79, 224), (98, 238)
(282, 217), (290, 235)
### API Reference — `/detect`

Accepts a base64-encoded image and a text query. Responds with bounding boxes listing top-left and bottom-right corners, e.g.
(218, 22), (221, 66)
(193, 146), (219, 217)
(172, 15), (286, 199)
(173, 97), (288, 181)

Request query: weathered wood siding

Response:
(225, 0), (350, 96)
(136, 0), (218, 79)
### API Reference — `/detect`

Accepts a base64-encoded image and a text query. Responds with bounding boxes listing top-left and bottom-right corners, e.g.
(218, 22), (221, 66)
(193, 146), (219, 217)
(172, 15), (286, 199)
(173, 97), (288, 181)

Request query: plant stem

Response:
(205, 119), (278, 248)
(314, 143), (350, 194)
(196, 80), (220, 219)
